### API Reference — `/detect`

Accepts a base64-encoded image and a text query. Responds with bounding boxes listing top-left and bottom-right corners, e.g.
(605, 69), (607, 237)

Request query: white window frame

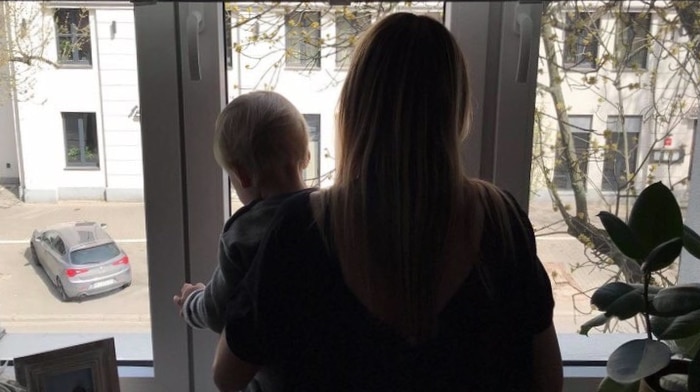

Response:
(10, 2), (700, 391)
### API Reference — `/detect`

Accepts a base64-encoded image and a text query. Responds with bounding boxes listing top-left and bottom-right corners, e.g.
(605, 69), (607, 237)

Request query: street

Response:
(0, 185), (647, 335)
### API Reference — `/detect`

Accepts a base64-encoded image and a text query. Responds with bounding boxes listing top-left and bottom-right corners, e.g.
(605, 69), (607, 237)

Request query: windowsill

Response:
(283, 65), (321, 71)
(0, 332), (153, 363)
(0, 331), (635, 366)
(56, 64), (93, 70)
(64, 166), (100, 171)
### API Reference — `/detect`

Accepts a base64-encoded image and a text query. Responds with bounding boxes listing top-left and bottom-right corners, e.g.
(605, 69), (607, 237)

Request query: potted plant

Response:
(579, 181), (700, 392)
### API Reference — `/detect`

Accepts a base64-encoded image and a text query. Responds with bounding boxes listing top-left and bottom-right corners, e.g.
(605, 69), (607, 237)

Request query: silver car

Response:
(29, 221), (132, 301)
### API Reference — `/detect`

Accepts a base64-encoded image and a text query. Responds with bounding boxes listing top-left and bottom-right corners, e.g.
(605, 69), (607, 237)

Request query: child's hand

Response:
(173, 282), (206, 317)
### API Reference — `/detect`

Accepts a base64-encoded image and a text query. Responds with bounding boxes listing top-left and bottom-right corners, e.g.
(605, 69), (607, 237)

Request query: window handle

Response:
(514, 8), (533, 83)
(186, 5), (204, 81)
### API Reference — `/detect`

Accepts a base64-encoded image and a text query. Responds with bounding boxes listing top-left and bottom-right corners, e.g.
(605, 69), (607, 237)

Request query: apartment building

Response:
(0, 1), (696, 202)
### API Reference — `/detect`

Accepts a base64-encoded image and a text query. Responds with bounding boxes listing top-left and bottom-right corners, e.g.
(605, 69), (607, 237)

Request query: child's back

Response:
(174, 91), (311, 333)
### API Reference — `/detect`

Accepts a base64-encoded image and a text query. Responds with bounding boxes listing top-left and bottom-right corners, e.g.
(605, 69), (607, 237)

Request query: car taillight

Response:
(113, 256), (129, 266)
(66, 268), (89, 277)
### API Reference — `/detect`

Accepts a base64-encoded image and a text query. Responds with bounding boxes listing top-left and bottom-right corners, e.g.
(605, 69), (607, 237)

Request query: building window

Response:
(553, 115), (592, 190)
(617, 13), (650, 69)
(225, 10), (233, 69)
(303, 114), (321, 185)
(54, 9), (91, 66)
(335, 11), (371, 69)
(285, 11), (321, 69)
(603, 116), (641, 191)
(563, 12), (599, 69)
(62, 112), (99, 168)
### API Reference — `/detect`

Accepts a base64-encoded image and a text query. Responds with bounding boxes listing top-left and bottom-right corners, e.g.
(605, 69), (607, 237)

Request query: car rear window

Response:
(70, 243), (121, 265)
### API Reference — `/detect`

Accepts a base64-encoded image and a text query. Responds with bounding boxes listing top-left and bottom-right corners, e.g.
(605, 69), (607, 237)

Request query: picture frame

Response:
(13, 338), (119, 392)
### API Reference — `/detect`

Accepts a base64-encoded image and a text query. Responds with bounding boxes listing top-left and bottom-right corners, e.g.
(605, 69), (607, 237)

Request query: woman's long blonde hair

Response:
(325, 13), (472, 342)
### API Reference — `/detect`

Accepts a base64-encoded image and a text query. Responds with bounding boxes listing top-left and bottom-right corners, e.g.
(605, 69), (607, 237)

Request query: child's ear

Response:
(233, 166), (253, 188)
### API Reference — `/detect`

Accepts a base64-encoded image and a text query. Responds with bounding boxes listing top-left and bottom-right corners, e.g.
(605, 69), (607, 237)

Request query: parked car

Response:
(29, 221), (132, 301)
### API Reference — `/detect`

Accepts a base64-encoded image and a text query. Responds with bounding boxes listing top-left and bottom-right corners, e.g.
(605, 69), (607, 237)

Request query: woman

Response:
(214, 13), (562, 392)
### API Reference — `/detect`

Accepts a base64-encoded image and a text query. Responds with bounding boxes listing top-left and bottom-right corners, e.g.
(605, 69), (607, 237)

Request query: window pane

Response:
(563, 12), (599, 69)
(227, 2), (444, 209)
(1, 2), (150, 346)
(54, 8), (92, 65)
(552, 115), (592, 190)
(532, 1), (697, 335)
(71, 243), (122, 265)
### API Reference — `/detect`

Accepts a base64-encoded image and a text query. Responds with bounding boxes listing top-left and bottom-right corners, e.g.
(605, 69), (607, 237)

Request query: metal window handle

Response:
(515, 11), (533, 83)
(187, 8), (204, 81)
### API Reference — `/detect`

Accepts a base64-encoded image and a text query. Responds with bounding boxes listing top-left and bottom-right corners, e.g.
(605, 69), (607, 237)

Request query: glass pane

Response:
(226, 2), (445, 210)
(531, 1), (698, 334)
(0, 2), (150, 343)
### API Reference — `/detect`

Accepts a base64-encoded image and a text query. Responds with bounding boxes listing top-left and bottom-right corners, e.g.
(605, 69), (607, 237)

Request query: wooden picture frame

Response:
(13, 338), (120, 392)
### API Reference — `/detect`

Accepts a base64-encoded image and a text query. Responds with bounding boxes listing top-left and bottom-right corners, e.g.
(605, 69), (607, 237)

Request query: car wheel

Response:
(55, 277), (69, 302)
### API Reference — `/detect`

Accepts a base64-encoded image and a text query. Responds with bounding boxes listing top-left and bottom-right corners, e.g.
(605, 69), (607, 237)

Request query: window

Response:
(563, 12), (599, 69)
(54, 9), (91, 66)
(335, 11), (371, 68)
(602, 116), (641, 191)
(617, 13), (650, 69)
(303, 114), (321, 185)
(285, 11), (321, 69)
(225, 10), (233, 69)
(62, 112), (99, 168)
(553, 116), (592, 190)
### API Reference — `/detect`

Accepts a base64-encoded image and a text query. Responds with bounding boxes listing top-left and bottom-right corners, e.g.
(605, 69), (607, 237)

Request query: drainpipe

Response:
(93, 9), (109, 201)
(4, 1), (26, 201)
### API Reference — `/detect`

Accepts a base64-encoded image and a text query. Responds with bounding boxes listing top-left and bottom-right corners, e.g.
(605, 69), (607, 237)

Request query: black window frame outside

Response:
(54, 8), (92, 67)
(285, 11), (322, 70)
(602, 115), (642, 191)
(334, 11), (371, 69)
(562, 11), (600, 69)
(62, 112), (100, 169)
(553, 115), (592, 190)
(617, 12), (651, 70)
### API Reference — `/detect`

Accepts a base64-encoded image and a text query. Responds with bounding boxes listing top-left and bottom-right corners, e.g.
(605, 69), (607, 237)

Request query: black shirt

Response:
(225, 189), (554, 392)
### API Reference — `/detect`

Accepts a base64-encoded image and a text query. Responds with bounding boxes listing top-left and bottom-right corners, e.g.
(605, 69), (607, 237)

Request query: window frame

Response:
(284, 11), (322, 70)
(616, 12), (651, 70)
(562, 11), (600, 70)
(54, 8), (92, 67)
(602, 115), (642, 192)
(553, 115), (593, 190)
(302, 113), (321, 184)
(334, 11), (371, 70)
(62, 112), (99, 169)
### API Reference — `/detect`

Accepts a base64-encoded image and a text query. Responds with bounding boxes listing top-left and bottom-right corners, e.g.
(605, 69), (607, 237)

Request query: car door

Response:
(43, 232), (64, 279)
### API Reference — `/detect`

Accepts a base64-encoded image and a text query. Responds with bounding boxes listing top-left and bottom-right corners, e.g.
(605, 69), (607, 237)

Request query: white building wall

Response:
(94, 8), (143, 201)
(533, 9), (697, 204)
(5, 2), (696, 202)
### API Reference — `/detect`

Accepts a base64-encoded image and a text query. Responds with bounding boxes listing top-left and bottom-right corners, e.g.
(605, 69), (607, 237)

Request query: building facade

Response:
(0, 1), (696, 203)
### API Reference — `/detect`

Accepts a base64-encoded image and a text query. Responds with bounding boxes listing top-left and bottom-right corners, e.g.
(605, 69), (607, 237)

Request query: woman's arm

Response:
(213, 331), (259, 392)
(532, 323), (563, 392)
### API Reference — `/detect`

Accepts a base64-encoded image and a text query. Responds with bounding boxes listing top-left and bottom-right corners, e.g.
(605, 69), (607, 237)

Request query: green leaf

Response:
(628, 182), (683, 257)
(607, 339), (672, 383)
(580, 313), (610, 336)
(605, 290), (645, 320)
(652, 310), (700, 340)
(597, 377), (640, 392)
(653, 285), (700, 317)
(642, 237), (683, 273)
(689, 349), (700, 392)
(630, 284), (662, 295)
(592, 282), (636, 311)
(684, 225), (700, 261)
(598, 211), (645, 260)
